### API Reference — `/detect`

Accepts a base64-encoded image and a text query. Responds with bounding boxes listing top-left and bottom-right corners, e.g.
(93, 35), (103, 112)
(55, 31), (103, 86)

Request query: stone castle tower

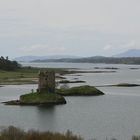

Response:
(38, 71), (55, 93)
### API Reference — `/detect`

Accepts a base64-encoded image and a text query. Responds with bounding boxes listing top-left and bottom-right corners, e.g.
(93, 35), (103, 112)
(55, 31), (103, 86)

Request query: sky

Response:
(0, 0), (140, 58)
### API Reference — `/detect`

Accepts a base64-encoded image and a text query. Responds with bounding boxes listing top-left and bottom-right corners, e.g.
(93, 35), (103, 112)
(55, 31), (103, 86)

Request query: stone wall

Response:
(38, 71), (55, 93)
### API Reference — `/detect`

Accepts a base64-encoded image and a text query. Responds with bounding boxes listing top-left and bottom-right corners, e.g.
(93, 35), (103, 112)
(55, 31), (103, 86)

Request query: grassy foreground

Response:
(56, 85), (104, 96)
(0, 126), (140, 140)
(0, 126), (83, 140)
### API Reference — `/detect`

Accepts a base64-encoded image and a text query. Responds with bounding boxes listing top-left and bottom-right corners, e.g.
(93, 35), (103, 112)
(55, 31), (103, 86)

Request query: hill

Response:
(33, 56), (140, 64)
(114, 49), (140, 57)
(14, 55), (80, 62)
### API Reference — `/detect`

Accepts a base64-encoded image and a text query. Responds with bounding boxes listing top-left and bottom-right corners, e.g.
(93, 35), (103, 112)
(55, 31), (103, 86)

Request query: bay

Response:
(1, 62), (140, 140)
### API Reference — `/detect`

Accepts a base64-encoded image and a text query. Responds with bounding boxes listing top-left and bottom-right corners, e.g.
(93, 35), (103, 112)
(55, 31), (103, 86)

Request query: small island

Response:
(97, 83), (140, 87)
(59, 80), (86, 84)
(4, 92), (66, 105)
(114, 83), (140, 87)
(56, 85), (104, 96)
(4, 71), (66, 106)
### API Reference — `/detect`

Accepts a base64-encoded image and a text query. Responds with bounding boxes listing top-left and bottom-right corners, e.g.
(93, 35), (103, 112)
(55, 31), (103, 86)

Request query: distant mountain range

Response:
(14, 49), (140, 64)
(14, 55), (80, 62)
(114, 49), (140, 57)
(33, 56), (140, 64)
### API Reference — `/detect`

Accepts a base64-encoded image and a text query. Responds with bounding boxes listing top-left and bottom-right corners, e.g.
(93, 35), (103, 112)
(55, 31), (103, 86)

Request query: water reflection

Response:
(36, 106), (56, 131)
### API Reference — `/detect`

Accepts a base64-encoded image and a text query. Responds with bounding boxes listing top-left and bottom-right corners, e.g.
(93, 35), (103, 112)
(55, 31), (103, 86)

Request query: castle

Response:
(38, 71), (55, 93)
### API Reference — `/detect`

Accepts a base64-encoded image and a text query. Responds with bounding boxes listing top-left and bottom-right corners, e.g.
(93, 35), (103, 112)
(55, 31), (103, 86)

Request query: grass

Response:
(56, 85), (104, 96)
(0, 126), (83, 140)
(0, 126), (140, 140)
(132, 136), (140, 140)
(19, 92), (66, 105)
(0, 67), (68, 85)
(0, 67), (66, 79)
(0, 66), (116, 85)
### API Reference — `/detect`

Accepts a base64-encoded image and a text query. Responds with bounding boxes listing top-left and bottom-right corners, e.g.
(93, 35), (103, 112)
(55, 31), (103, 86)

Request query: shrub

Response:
(0, 126), (83, 140)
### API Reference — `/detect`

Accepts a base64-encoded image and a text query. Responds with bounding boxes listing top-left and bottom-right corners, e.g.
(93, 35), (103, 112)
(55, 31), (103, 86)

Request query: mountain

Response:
(33, 56), (140, 64)
(14, 55), (80, 62)
(114, 49), (140, 57)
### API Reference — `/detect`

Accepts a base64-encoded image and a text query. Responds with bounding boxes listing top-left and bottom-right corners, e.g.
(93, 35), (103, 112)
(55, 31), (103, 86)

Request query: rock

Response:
(115, 83), (140, 87)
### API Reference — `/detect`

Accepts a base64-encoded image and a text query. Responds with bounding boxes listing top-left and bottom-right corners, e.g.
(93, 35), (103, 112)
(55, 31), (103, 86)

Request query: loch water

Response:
(1, 63), (140, 140)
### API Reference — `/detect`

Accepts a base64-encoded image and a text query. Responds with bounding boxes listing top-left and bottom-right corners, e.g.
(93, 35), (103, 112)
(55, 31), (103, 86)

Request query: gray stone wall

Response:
(38, 71), (55, 93)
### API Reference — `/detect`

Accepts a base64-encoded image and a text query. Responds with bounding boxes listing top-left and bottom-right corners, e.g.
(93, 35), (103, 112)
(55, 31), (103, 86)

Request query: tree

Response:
(0, 56), (21, 71)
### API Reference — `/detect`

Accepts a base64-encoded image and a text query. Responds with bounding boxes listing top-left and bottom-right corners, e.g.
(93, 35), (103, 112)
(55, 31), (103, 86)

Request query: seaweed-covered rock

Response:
(115, 83), (140, 87)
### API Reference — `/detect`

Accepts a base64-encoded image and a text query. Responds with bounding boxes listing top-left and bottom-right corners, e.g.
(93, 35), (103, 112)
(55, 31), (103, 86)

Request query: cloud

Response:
(19, 44), (66, 55)
(1, 0), (140, 33)
(119, 41), (137, 49)
(103, 41), (139, 51)
(103, 44), (114, 50)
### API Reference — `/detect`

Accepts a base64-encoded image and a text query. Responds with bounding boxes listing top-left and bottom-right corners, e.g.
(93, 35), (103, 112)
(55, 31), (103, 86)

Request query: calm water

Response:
(1, 62), (140, 140)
